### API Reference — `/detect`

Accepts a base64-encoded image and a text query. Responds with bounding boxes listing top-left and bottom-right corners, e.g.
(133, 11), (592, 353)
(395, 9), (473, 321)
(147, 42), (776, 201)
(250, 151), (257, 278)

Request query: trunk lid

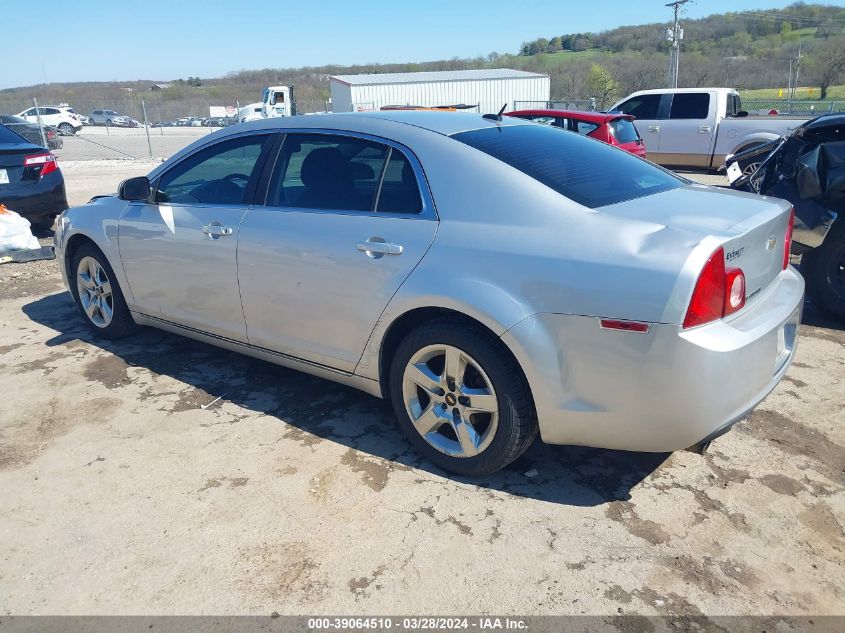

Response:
(601, 183), (792, 305)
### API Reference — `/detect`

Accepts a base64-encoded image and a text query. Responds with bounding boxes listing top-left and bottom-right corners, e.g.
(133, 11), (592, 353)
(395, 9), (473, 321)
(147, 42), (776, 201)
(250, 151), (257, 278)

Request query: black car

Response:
(0, 115), (63, 150)
(726, 113), (845, 319)
(0, 123), (68, 229)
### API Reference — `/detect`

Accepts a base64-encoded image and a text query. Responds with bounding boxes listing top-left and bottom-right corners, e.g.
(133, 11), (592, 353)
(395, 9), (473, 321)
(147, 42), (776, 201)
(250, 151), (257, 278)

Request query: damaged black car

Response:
(725, 113), (845, 320)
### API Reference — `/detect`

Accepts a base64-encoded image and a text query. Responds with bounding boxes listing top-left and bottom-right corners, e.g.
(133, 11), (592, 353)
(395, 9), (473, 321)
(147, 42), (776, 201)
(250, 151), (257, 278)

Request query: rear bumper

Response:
(501, 266), (805, 452)
(0, 172), (68, 221)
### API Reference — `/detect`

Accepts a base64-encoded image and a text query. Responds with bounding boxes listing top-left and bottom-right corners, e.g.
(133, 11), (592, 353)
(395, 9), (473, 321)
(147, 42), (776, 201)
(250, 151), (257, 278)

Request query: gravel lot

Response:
(0, 148), (841, 618)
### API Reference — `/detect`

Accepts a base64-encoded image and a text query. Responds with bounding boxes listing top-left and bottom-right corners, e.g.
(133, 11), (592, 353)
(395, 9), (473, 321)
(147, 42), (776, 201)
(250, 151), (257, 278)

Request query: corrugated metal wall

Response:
(330, 77), (550, 113)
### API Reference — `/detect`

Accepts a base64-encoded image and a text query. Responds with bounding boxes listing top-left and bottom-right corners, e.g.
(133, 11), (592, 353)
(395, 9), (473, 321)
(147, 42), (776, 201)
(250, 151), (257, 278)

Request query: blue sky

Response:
(1, 0), (835, 89)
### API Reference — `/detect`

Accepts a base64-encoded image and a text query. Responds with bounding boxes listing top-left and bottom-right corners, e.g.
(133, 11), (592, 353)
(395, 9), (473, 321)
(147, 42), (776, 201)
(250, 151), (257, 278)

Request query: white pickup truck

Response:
(609, 87), (809, 170)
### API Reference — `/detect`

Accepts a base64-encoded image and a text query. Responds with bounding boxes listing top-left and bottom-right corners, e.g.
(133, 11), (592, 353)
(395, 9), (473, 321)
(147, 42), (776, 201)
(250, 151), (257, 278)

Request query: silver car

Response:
(89, 110), (133, 127)
(54, 112), (804, 475)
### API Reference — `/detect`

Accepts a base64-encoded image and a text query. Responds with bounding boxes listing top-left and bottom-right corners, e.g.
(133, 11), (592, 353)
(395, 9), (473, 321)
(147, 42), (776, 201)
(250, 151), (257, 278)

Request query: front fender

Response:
(55, 198), (133, 305)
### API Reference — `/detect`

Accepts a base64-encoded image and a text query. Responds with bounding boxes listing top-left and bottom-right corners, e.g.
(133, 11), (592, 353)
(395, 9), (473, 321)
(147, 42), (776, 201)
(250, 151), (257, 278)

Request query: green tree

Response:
(807, 36), (845, 99)
(586, 63), (619, 108)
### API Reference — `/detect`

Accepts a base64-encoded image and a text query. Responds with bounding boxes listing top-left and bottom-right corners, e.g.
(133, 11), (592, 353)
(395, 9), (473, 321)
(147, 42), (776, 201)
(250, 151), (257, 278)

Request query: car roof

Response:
(507, 109), (633, 123)
(237, 110), (533, 137)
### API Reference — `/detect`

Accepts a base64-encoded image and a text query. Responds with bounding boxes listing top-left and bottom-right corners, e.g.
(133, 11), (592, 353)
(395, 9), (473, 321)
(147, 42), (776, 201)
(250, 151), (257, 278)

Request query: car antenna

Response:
(483, 103), (507, 122)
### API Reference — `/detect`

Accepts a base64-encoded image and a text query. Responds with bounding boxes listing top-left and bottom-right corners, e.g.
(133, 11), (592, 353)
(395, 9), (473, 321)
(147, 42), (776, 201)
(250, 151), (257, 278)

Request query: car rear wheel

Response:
(71, 243), (137, 339)
(389, 317), (537, 476)
(802, 225), (845, 320)
(58, 123), (74, 135)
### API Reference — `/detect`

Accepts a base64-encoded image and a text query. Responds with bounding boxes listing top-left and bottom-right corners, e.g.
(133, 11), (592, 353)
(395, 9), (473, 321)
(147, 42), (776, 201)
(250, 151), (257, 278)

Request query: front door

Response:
(238, 132), (438, 372)
(118, 132), (275, 340)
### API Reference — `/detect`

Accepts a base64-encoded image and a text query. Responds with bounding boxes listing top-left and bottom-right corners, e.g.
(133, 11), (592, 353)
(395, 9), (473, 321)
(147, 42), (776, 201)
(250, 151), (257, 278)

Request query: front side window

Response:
(155, 134), (271, 205)
(267, 134), (389, 211)
(452, 124), (683, 209)
(21, 108), (34, 117)
(615, 94), (661, 120)
(670, 93), (710, 120)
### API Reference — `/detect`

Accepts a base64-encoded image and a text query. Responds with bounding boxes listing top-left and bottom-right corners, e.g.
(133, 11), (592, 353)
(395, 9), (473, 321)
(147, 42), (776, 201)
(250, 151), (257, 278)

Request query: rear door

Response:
(656, 92), (716, 167)
(613, 93), (664, 160)
(237, 132), (438, 372)
(118, 131), (276, 340)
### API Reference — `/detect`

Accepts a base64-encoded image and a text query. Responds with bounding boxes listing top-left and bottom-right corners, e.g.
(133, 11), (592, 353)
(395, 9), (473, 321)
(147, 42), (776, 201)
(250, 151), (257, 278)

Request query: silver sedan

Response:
(54, 111), (804, 475)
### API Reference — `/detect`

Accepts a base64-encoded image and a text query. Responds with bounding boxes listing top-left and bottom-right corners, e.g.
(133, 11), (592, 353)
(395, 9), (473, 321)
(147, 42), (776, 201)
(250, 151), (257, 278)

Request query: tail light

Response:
(783, 207), (794, 270)
(23, 152), (58, 177)
(683, 247), (746, 329)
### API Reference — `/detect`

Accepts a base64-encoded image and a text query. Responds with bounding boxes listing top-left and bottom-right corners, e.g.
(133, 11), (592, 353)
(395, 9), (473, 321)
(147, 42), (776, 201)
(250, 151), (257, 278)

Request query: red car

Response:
(506, 109), (647, 158)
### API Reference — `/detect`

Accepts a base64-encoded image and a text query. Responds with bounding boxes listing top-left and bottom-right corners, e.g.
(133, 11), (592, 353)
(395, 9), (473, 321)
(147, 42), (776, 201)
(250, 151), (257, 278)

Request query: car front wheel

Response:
(71, 243), (137, 339)
(389, 317), (537, 476)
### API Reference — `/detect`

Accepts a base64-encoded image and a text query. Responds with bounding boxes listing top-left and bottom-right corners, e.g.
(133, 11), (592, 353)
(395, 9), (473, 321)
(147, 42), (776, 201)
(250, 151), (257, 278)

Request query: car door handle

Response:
(648, 125), (660, 132)
(357, 238), (403, 258)
(202, 224), (233, 239)
(698, 125), (712, 133)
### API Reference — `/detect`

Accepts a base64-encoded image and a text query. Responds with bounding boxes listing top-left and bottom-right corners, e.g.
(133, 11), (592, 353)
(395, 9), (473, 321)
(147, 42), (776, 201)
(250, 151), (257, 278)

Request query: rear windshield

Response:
(609, 118), (640, 144)
(0, 124), (26, 144)
(452, 124), (683, 208)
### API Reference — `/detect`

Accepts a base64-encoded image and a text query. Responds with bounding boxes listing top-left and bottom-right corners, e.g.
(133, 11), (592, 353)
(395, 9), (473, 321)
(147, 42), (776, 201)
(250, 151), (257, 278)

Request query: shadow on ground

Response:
(21, 292), (671, 507)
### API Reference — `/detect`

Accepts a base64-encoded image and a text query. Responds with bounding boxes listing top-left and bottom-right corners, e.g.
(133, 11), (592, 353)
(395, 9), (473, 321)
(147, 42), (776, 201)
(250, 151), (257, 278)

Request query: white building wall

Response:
(330, 76), (550, 113)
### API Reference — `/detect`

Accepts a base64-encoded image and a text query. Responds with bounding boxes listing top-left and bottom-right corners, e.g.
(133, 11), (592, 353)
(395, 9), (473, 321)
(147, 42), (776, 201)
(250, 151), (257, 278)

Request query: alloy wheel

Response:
(76, 256), (114, 328)
(401, 344), (499, 458)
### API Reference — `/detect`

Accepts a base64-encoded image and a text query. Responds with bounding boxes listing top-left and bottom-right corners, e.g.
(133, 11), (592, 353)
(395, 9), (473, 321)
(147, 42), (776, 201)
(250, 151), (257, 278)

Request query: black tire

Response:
(389, 316), (537, 476)
(58, 123), (74, 136)
(70, 242), (137, 339)
(802, 223), (845, 321)
(29, 215), (56, 232)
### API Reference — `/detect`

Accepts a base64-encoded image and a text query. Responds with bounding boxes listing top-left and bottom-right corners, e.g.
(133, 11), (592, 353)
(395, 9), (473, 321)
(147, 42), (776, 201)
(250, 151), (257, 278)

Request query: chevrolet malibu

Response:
(55, 111), (803, 476)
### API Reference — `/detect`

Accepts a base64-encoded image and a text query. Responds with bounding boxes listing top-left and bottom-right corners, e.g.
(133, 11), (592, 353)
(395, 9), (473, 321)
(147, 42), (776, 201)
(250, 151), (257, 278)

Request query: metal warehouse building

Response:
(329, 69), (550, 114)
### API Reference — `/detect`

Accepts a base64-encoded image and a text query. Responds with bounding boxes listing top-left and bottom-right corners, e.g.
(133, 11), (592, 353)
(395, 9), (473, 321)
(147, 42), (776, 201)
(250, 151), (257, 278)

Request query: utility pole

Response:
(665, 0), (690, 88)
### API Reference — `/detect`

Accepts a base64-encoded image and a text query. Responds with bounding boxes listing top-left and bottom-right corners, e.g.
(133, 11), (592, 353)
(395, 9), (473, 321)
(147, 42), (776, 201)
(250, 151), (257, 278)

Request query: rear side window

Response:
(615, 94), (661, 120)
(0, 123), (26, 144)
(267, 134), (389, 211)
(452, 124), (683, 208)
(670, 93), (710, 119)
(609, 118), (640, 144)
(377, 150), (422, 214)
(572, 120), (599, 136)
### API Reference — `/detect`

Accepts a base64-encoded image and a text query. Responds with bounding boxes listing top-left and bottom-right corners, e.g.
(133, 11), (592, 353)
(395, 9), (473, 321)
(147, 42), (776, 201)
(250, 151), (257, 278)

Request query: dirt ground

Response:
(0, 157), (842, 618)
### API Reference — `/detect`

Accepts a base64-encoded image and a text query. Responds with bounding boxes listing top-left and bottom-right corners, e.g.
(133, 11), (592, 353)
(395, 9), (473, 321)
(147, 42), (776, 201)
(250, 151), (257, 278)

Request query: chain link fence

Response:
(741, 98), (845, 116)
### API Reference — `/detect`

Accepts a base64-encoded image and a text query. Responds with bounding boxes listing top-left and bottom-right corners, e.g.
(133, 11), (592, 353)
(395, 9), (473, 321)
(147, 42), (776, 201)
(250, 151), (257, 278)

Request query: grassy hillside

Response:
(1, 3), (844, 119)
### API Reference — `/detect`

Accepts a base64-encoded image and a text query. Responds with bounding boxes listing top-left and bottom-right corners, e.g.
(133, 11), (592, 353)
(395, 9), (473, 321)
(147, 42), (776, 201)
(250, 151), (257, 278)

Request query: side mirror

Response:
(118, 176), (151, 201)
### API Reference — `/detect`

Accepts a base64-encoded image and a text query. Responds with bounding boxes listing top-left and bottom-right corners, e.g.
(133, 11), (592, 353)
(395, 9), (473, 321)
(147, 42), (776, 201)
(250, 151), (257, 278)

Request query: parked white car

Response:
(16, 105), (82, 135)
(610, 88), (808, 171)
